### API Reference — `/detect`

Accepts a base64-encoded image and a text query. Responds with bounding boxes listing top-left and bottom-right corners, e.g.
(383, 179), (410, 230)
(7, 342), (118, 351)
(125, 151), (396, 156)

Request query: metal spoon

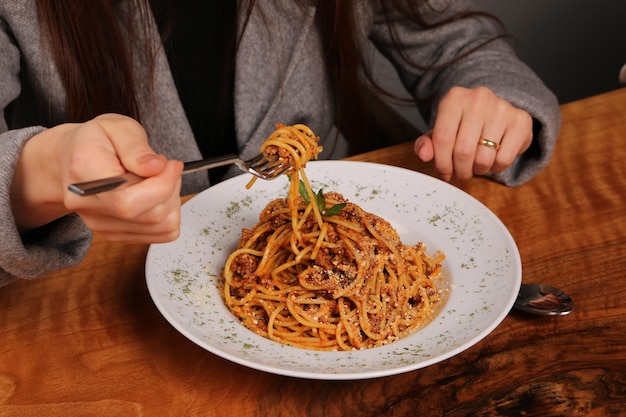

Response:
(513, 283), (575, 316)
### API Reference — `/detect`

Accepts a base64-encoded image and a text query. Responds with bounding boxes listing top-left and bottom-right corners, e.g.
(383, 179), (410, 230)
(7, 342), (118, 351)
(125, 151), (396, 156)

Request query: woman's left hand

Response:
(414, 86), (533, 182)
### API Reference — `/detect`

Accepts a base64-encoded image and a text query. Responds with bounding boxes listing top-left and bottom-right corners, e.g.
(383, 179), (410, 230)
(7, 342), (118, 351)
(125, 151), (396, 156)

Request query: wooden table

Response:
(1, 89), (625, 416)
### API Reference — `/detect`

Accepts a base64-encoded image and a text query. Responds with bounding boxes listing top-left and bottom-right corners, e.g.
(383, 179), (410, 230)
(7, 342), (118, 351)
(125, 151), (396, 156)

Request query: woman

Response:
(0, 0), (560, 285)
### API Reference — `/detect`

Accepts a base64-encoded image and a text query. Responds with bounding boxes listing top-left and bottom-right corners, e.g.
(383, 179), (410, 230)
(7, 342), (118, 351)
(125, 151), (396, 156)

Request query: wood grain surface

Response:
(1, 88), (625, 416)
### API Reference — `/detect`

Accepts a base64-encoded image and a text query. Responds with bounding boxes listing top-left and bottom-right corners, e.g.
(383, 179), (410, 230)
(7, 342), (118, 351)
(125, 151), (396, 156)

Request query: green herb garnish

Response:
(299, 180), (346, 216)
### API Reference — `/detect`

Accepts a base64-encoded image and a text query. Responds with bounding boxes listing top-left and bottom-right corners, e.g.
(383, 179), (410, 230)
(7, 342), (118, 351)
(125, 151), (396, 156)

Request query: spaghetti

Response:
(221, 124), (444, 351)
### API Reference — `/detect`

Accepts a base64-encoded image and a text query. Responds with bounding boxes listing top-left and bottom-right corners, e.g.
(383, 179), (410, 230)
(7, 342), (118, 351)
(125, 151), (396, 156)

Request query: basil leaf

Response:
(299, 180), (310, 204)
(314, 188), (326, 213)
(297, 181), (346, 216)
(323, 203), (347, 216)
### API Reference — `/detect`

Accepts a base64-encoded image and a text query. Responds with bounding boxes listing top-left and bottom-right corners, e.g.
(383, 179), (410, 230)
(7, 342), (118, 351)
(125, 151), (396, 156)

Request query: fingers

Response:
(430, 92), (465, 182)
(414, 131), (435, 162)
(63, 114), (167, 185)
(61, 114), (185, 244)
(491, 114), (533, 173)
(473, 101), (508, 176)
(80, 194), (182, 243)
(91, 114), (167, 178)
(416, 87), (533, 182)
(67, 159), (184, 244)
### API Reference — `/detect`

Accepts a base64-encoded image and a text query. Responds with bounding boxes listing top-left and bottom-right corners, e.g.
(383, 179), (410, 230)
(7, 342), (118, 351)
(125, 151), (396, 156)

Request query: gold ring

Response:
(479, 137), (500, 151)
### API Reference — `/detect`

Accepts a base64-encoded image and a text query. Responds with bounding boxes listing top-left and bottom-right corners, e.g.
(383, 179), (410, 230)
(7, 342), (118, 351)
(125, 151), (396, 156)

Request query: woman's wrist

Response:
(10, 125), (75, 232)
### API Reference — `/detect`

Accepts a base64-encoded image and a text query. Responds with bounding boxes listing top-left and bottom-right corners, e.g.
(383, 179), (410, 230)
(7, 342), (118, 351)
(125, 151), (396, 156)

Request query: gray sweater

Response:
(0, 0), (561, 285)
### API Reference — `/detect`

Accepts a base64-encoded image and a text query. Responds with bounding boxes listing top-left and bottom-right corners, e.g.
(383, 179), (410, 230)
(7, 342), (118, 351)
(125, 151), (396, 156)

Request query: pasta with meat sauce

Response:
(220, 124), (444, 351)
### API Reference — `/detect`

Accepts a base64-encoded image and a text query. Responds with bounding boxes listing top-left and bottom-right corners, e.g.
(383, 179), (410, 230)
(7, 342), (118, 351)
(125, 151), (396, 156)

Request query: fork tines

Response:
(246, 154), (290, 178)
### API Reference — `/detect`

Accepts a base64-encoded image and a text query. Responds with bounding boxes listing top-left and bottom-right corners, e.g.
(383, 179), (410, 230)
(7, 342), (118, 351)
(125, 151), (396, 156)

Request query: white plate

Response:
(146, 161), (521, 380)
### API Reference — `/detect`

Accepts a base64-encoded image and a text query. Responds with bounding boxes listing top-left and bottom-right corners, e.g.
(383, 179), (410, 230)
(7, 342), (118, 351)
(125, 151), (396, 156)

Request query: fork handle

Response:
(182, 154), (239, 174)
(68, 154), (240, 196)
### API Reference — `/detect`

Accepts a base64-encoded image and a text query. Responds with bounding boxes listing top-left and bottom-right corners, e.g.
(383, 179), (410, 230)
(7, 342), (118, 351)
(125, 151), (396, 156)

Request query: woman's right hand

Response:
(11, 114), (184, 243)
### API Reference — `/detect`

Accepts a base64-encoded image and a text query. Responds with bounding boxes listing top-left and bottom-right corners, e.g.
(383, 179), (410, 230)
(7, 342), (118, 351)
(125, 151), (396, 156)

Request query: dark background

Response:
(475, 0), (626, 104)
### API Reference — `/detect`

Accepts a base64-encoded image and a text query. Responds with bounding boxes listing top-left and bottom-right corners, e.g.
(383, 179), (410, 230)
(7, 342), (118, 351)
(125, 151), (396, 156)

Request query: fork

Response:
(68, 153), (290, 196)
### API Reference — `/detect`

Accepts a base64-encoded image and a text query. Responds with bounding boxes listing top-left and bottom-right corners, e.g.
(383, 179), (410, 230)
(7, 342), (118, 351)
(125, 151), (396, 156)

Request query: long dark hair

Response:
(37, 0), (145, 121)
(36, 0), (507, 151)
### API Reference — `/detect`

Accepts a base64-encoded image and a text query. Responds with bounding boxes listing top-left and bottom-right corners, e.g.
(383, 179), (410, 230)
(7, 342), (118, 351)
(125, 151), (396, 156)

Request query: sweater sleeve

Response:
(0, 127), (93, 286)
(368, 0), (561, 186)
(1, 17), (92, 286)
